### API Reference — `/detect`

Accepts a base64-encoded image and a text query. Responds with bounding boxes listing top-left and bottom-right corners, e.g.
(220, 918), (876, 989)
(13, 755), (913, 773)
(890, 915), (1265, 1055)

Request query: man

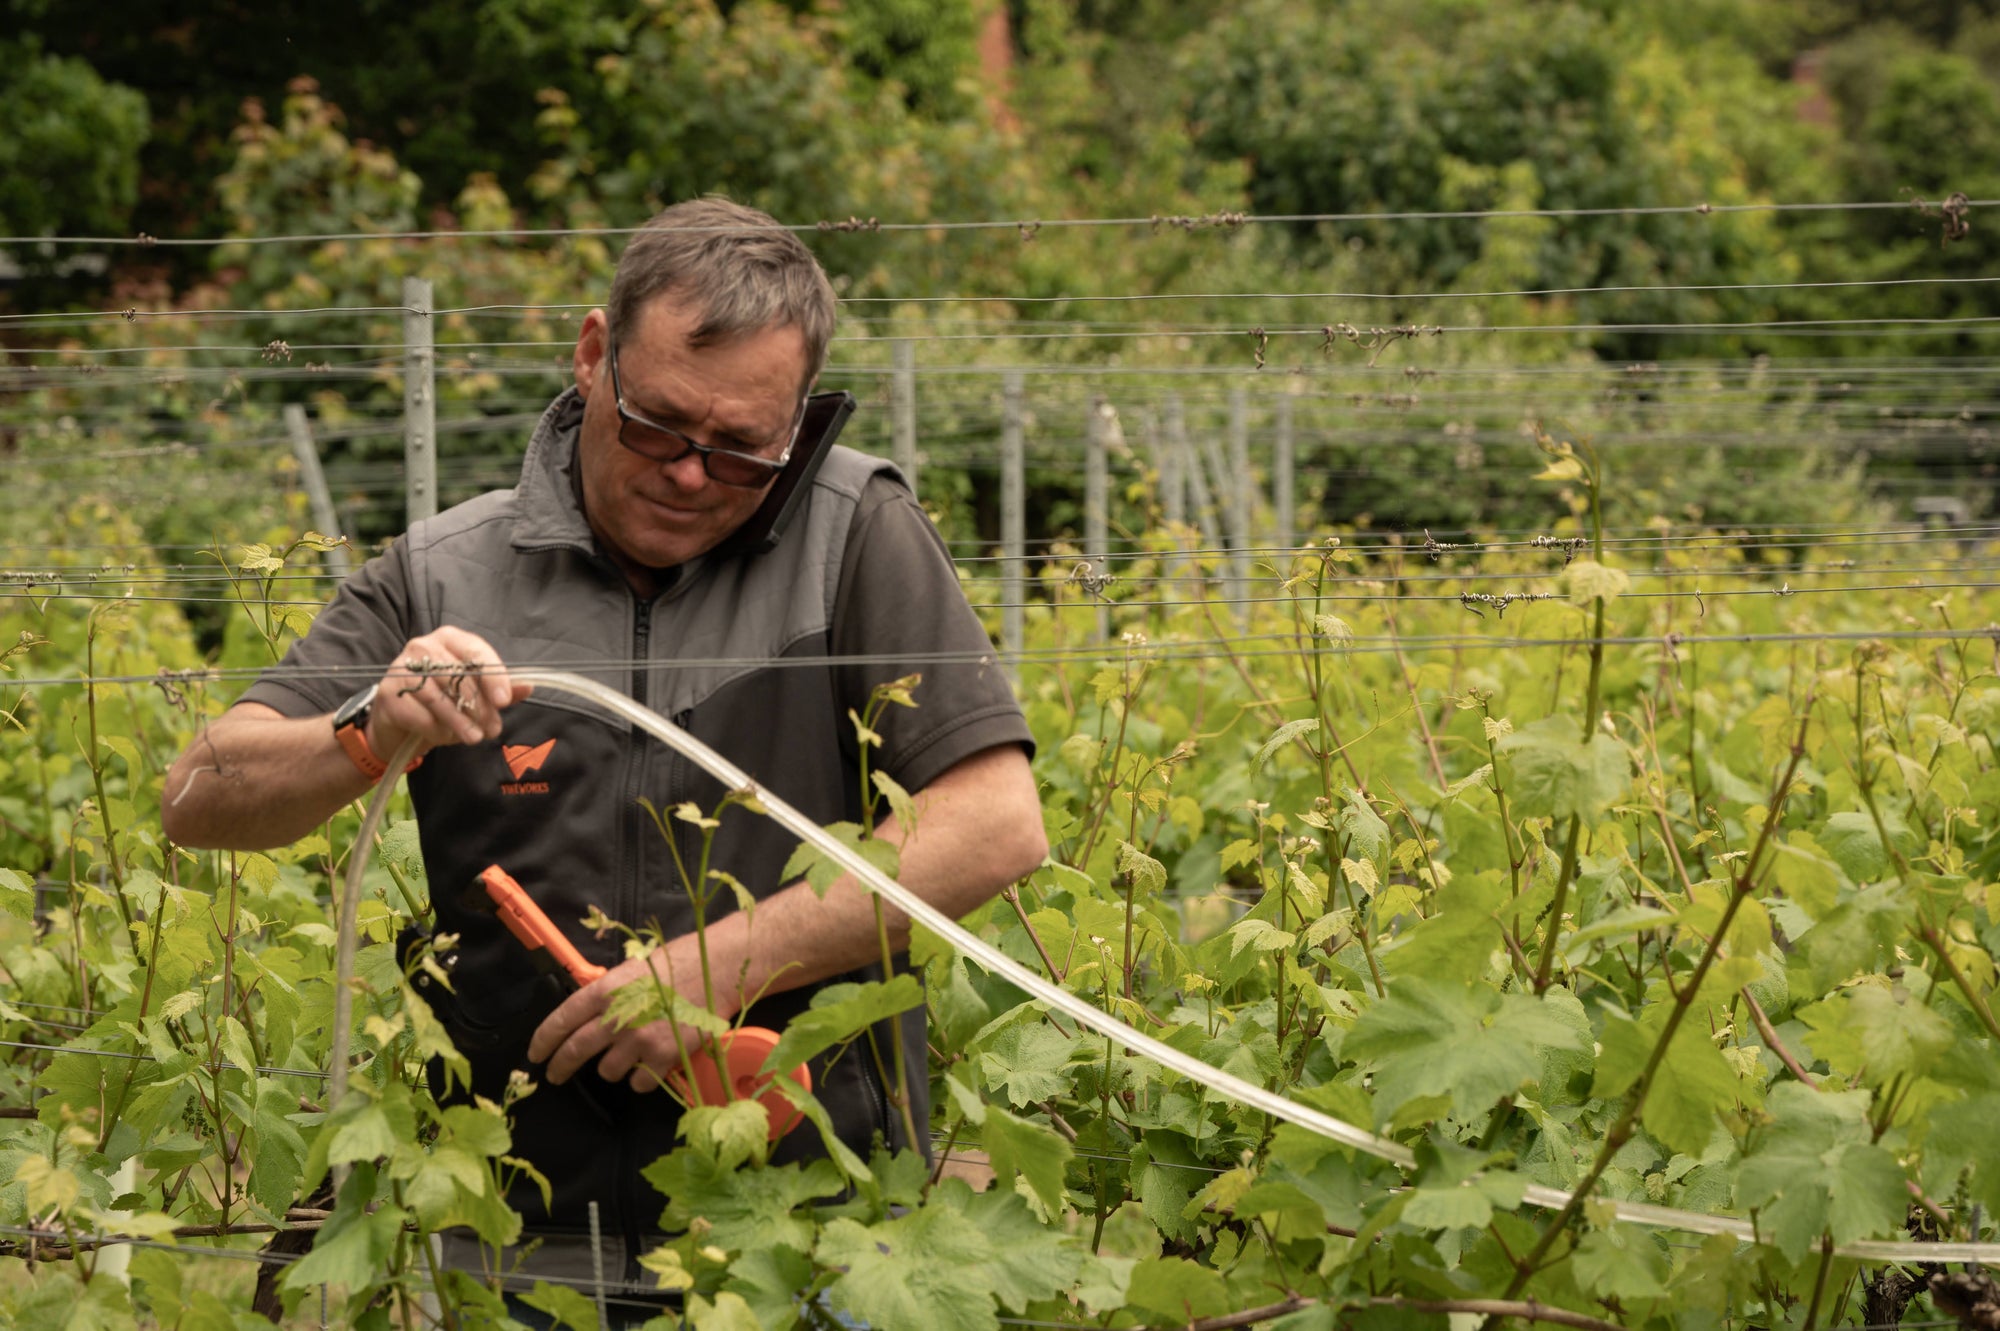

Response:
(162, 198), (1046, 1299)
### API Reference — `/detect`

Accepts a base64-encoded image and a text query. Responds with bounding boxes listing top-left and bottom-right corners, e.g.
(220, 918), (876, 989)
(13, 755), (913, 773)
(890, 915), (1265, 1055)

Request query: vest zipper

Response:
(614, 592), (654, 1256)
(630, 599), (653, 709)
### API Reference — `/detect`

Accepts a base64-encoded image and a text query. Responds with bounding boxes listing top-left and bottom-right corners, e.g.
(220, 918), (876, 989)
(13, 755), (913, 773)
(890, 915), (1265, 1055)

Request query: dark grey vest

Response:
(400, 390), (918, 1245)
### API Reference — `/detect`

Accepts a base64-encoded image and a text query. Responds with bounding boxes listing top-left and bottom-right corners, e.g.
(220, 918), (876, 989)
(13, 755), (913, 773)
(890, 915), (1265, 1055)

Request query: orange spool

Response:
(664, 1026), (811, 1141)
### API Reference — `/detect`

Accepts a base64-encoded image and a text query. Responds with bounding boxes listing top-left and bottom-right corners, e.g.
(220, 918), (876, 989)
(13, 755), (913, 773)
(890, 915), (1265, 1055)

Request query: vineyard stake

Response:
(1178, 396), (1224, 585)
(403, 276), (436, 525)
(1228, 387), (1251, 590)
(891, 338), (918, 495)
(587, 1200), (609, 1329)
(1001, 370), (1025, 675)
(282, 406), (352, 578)
(1273, 393), (1295, 557)
(1086, 394), (1109, 640)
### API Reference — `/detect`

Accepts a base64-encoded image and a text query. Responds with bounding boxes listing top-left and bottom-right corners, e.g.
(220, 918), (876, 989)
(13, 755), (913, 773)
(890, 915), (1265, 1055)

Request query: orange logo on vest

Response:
(501, 739), (556, 794)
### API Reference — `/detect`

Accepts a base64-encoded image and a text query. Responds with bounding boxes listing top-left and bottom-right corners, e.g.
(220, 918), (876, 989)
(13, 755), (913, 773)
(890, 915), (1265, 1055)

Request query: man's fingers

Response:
(550, 1020), (697, 1092)
(427, 626), (517, 716)
(596, 1037), (642, 1084)
(548, 1023), (616, 1084)
(374, 626), (525, 748)
(528, 984), (606, 1065)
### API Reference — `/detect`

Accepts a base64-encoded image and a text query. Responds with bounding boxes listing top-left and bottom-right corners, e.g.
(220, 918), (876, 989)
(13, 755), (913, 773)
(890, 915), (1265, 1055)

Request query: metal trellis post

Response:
(1001, 371), (1025, 675)
(892, 338), (918, 496)
(1155, 405), (1183, 531)
(1086, 395), (1109, 640)
(402, 276), (437, 526)
(1171, 394), (1221, 597)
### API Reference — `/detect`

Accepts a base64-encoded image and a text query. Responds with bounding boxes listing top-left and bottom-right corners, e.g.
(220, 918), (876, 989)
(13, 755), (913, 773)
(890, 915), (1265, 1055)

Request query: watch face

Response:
(333, 682), (379, 729)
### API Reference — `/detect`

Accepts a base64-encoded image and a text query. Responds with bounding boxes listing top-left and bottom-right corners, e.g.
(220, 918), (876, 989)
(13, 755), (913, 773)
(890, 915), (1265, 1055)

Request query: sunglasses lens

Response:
(707, 453), (776, 487)
(619, 418), (688, 463)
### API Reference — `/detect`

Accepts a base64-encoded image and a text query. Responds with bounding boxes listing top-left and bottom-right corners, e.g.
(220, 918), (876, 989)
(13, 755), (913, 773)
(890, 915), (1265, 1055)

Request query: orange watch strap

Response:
(335, 721), (422, 780)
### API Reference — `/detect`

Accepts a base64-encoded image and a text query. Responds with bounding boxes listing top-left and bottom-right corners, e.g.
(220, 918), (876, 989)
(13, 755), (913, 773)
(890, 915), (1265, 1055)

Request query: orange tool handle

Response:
(478, 862), (809, 1142)
(477, 864), (607, 987)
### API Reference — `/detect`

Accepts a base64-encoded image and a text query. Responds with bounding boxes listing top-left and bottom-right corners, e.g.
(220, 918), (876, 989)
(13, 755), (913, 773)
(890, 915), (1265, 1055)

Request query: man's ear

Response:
(573, 309), (609, 399)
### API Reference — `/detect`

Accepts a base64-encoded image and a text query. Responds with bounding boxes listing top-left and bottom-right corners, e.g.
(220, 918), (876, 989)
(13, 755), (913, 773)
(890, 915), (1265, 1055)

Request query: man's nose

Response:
(660, 446), (712, 492)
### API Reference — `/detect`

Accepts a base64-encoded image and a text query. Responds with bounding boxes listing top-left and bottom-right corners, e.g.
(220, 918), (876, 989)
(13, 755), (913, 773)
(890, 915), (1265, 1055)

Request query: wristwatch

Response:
(332, 683), (422, 780)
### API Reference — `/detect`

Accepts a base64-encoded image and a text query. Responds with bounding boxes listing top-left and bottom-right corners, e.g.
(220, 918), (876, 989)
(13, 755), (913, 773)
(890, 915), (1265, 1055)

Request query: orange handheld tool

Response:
(477, 864), (607, 987)
(475, 864), (811, 1142)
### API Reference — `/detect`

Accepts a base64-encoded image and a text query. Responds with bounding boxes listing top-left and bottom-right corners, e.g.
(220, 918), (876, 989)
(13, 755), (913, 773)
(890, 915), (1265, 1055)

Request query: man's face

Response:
(572, 299), (810, 578)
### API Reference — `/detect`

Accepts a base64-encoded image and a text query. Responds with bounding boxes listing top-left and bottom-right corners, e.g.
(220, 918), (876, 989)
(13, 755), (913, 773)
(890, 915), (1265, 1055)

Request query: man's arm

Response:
(162, 626), (530, 850)
(528, 741), (1046, 1089)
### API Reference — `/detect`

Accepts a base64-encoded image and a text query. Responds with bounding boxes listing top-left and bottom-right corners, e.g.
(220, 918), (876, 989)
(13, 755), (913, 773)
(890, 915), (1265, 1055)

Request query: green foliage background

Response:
(0, 3), (1997, 1328)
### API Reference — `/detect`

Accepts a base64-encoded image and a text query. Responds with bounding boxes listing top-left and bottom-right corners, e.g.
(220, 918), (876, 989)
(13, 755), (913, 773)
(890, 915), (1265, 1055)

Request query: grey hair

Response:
(606, 197), (837, 385)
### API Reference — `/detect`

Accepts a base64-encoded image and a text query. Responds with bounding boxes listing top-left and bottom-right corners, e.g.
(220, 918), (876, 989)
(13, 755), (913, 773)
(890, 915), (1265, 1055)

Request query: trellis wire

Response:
(4, 193), (1991, 248)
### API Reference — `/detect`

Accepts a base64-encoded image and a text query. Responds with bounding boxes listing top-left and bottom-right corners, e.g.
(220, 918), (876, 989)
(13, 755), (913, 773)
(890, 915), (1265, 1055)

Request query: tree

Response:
(1182, 0), (1803, 355)
(0, 36), (148, 282)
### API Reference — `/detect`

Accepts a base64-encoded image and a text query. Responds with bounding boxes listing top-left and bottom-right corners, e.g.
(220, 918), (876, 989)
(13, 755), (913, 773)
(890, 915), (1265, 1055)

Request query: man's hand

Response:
(528, 938), (729, 1094)
(368, 626), (533, 756)
(162, 626), (535, 849)
(523, 743), (1044, 1094)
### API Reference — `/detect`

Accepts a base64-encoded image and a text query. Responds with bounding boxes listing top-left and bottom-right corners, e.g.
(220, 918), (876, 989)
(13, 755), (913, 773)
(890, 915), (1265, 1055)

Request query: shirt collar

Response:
(509, 387), (596, 553)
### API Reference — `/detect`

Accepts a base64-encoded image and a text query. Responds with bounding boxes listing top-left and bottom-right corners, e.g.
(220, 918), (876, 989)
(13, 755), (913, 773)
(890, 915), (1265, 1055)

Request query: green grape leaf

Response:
(1563, 559), (1630, 605)
(958, 1183), (1084, 1309)
(1798, 983), (1955, 1087)
(1923, 1076), (2000, 1215)
(758, 974), (923, 1076)
(1122, 1256), (1229, 1322)
(1592, 1007), (1742, 1157)
(1497, 718), (1629, 826)
(977, 1021), (1076, 1107)
(1796, 884), (1912, 994)
(871, 769), (919, 833)
(1738, 1083), (1908, 1262)
(1225, 917), (1296, 957)
(978, 1102), (1073, 1217)
(780, 822), (898, 897)
(517, 1281), (600, 1331)
(324, 1091), (416, 1168)
(816, 1202), (998, 1331)
(1134, 1131), (1207, 1244)
(1343, 978), (1585, 1126)
(0, 868), (35, 920)
(1379, 869), (1508, 981)
(1770, 833), (1845, 920)
(681, 1100), (772, 1171)
(1572, 1224), (1669, 1300)
(247, 1082), (307, 1217)
(438, 1102), (511, 1159)
(1815, 811), (1903, 884)
(1254, 717), (1319, 770)
(688, 1291), (761, 1331)
(721, 1245), (813, 1331)
(281, 1166), (406, 1291)
(1335, 793), (1391, 865)
(644, 1151), (846, 1253)
(1118, 840), (1166, 894)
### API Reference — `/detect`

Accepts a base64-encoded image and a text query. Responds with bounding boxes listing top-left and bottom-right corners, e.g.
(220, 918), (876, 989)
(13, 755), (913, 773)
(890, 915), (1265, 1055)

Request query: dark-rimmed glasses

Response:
(605, 334), (805, 489)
